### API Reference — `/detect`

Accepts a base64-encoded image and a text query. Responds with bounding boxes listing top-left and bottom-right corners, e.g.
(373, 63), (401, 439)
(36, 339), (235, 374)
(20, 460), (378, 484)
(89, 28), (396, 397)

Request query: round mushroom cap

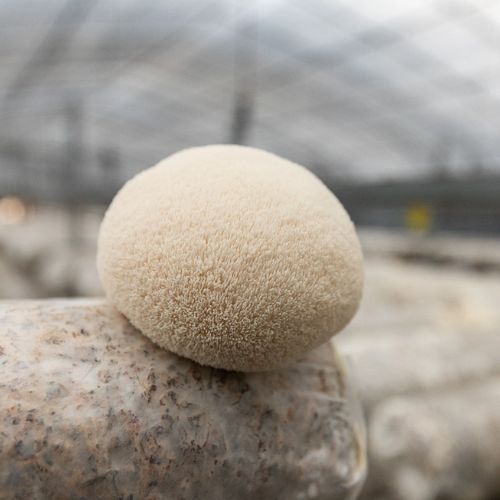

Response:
(97, 145), (363, 371)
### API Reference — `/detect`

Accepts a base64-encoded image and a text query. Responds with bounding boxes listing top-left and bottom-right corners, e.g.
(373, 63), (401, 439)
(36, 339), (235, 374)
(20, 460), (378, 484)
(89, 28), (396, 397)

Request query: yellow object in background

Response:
(405, 202), (432, 232)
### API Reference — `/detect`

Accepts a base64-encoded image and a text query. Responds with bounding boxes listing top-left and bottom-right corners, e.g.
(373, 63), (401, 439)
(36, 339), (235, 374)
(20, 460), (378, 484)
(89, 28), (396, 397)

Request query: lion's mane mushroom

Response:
(97, 145), (363, 371)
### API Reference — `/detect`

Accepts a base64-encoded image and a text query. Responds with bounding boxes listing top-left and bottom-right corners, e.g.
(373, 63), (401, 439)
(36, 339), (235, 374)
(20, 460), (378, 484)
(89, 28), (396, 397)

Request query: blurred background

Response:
(0, 1), (499, 499)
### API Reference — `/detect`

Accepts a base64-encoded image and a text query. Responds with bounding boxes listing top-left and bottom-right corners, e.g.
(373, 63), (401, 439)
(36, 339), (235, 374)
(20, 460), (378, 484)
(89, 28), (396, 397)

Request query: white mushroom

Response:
(97, 145), (363, 371)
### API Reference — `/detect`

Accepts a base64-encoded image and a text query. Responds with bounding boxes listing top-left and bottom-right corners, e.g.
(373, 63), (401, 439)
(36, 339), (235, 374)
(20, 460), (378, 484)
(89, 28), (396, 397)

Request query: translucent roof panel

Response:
(1, 0), (500, 195)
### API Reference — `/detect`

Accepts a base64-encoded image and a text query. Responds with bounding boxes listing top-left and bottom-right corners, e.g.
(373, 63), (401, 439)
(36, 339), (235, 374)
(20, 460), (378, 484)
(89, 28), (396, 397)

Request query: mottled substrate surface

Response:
(0, 299), (365, 500)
